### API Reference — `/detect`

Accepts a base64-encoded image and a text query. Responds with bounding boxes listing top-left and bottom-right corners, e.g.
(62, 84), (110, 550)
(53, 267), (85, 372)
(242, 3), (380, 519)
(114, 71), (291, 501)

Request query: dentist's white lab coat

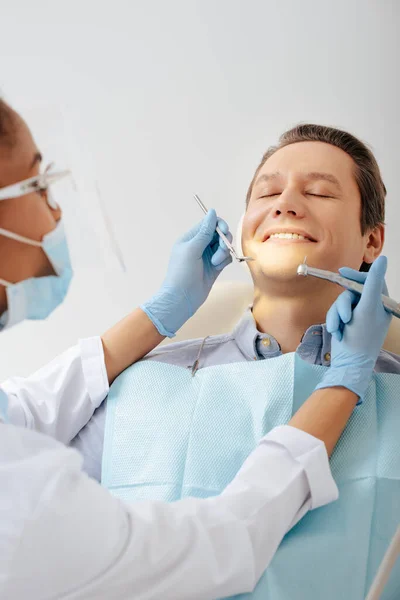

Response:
(0, 339), (338, 599)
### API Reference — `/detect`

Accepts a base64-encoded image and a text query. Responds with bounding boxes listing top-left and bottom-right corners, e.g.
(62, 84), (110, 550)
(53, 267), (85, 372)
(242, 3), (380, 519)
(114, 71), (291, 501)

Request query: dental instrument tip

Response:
(297, 263), (308, 276)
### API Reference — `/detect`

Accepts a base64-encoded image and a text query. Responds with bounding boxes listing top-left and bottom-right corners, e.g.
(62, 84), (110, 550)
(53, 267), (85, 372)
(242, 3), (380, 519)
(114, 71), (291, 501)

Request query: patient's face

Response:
(242, 141), (383, 285)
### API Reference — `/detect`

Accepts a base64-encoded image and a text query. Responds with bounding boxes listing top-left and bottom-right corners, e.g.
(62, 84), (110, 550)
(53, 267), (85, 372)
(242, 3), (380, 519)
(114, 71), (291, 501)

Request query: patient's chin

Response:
(251, 245), (310, 280)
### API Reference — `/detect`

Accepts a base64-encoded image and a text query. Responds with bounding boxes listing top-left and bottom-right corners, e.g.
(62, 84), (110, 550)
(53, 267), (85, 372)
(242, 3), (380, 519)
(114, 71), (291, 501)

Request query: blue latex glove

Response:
(141, 209), (232, 337)
(327, 267), (389, 342)
(316, 256), (392, 401)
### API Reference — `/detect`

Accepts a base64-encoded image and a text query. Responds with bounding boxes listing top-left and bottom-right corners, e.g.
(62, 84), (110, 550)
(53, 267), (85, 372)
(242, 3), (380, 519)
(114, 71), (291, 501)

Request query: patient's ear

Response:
(362, 224), (384, 264)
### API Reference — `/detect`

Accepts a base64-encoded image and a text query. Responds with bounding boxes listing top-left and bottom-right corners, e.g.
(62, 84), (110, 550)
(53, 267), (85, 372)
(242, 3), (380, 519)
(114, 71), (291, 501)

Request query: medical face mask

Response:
(0, 219), (73, 330)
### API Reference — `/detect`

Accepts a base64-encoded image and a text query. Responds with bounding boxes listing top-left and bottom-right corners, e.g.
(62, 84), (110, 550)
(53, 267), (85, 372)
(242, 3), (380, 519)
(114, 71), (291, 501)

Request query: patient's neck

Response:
(252, 281), (340, 354)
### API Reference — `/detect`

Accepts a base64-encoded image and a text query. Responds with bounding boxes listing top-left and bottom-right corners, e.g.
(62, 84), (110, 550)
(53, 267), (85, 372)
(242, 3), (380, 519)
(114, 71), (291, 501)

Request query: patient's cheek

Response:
(244, 201), (270, 240)
(242, 214), (258, 249)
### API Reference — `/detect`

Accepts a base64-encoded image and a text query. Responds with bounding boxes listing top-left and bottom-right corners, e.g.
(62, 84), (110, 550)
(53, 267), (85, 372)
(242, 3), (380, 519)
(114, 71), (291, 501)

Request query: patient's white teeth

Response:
(269, 232), (309, 240)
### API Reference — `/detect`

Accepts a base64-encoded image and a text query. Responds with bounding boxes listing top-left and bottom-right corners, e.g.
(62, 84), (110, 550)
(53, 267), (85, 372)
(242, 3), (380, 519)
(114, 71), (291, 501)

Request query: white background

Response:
(0, 0), (398, 379)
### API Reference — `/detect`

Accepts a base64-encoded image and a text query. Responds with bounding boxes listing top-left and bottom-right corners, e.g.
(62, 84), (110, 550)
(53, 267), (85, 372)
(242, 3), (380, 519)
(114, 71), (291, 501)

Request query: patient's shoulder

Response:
(376, 349), (400, 374)
(142, 333), (237, 368)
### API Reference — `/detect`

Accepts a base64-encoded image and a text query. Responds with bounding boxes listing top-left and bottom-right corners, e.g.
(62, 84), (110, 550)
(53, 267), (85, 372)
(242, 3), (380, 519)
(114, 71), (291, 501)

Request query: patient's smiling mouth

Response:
(262, 229), (317, 243)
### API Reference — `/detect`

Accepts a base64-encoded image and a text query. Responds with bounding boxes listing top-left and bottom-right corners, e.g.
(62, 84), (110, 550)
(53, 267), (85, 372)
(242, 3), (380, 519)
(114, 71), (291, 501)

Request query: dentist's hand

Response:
(316, 256), (392, 402)
(140, 209), (232, 337)
(327, 266), (389, 342)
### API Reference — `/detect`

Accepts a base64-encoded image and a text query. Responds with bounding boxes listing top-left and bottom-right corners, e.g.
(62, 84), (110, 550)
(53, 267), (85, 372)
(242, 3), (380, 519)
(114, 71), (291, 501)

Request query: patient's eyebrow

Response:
(253, 172), (282, 187)
(304, 171), (342, 191)
(253, 170), (342, 191)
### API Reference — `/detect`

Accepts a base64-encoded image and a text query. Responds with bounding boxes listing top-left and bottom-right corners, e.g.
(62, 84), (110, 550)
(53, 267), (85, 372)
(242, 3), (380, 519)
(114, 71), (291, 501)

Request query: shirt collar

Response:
(232, 307), (332, 363)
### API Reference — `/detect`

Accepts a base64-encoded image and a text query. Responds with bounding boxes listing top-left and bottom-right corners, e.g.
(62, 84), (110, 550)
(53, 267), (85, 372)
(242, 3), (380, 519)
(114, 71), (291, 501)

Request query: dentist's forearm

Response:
(100, 211), (233, 385)
(289, 386), (358, 456)
(101, 308), (165, 384)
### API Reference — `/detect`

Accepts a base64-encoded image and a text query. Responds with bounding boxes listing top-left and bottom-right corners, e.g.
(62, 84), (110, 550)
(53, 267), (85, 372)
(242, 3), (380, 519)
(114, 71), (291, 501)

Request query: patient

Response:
(71, 123), (400, 480)
(70, 124), (400, 597)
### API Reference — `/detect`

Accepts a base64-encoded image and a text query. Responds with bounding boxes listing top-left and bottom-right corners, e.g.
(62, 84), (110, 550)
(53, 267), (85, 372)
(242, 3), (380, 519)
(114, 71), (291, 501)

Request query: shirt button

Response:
(262, 338), (271, 347)
(324, 352), (331, 362)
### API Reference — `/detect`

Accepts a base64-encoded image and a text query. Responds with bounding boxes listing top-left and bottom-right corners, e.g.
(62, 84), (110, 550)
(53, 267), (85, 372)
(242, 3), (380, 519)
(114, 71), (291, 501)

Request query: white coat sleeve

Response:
(1, 337), (108, 444)
(1, 423), (338, 600)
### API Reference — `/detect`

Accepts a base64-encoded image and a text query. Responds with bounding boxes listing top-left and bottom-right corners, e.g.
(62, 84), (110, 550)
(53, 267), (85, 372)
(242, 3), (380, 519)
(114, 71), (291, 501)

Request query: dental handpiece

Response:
(297, 261), (400, 320)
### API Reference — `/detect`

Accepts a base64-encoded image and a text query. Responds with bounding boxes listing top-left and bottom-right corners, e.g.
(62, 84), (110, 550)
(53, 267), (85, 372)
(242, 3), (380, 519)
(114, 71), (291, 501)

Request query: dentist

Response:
(0, 98), (376, 599)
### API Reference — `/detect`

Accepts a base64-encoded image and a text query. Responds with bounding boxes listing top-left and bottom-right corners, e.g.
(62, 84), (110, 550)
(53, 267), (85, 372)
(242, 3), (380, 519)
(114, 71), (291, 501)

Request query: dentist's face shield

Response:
(0, 158), (125, 330)
(0, 163), (69, 209)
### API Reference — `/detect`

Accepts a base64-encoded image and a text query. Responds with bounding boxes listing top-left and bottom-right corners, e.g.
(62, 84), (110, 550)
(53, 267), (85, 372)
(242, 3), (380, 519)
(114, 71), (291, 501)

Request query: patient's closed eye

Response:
(258, 191), (281, 198)
(306, 192), (334, 198)
(257, 189), (335, 199)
